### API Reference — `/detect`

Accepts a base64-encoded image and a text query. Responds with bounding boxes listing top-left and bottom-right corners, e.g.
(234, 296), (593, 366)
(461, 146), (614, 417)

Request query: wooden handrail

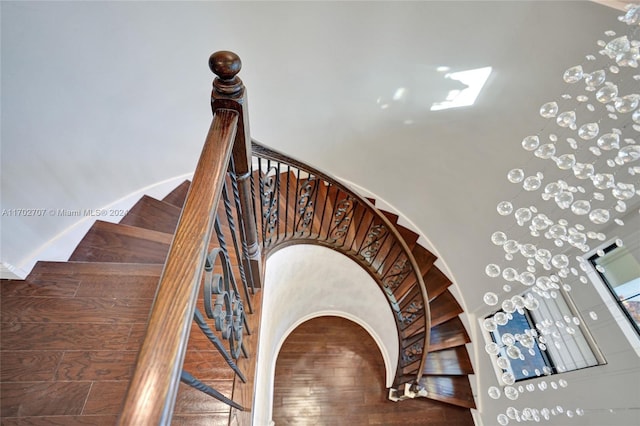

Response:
(252, 141), (432, 387)
(118, 109), (238, 425)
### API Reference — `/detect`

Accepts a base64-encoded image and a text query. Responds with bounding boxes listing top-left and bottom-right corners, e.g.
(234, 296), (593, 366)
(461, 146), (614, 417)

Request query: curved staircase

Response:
(252, 143), (476, 410)
(1, 51), (475, 424)
(1, 173), (474, 424)
(368, 202), (476, 410)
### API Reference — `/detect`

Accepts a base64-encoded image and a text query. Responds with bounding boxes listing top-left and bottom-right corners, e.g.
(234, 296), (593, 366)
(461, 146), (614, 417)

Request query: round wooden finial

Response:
(209, 51), (242, 80)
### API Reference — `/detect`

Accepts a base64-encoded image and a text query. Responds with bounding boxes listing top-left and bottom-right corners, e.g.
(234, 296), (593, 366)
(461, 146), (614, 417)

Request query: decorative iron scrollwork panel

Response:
(328, 196), (355, 242)
(382, 256), (412, 292)
(295, 175), (317, 234)
(402, 341), (423, 365)
(359, 224), (388, 263)
(259, 165), (279, 245)
(401, 300), (424, 327)
(204, 248), (246, 360)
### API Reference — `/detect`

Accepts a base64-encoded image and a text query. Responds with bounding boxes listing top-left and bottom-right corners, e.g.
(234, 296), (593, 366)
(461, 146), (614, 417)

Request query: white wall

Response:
(253, 244), (399, 426)
(470, 209), (640, 426)
(1, 1), (215, 276)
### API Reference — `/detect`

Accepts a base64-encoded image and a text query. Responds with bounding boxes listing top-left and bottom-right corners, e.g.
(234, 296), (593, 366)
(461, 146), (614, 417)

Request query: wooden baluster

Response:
(209, 51), (263, 289)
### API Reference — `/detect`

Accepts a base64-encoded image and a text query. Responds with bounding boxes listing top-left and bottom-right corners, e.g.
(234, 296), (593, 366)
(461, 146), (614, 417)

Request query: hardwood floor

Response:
(272, 316), (474, 426)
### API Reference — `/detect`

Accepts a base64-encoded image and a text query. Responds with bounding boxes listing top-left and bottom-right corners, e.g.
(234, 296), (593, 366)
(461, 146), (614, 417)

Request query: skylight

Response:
(430, 66), (492, 111)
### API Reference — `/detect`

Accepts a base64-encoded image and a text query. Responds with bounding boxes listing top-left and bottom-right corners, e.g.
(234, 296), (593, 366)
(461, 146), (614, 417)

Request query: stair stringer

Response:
(337, 177), (478, 409)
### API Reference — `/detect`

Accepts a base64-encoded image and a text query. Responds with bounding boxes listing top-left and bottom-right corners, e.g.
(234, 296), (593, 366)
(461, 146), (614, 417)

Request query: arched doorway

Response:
(272, 316), (474, 425)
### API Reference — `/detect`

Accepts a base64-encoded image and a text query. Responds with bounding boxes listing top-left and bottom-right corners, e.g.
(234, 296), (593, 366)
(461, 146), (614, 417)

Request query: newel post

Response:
(209, 51), (263, 289)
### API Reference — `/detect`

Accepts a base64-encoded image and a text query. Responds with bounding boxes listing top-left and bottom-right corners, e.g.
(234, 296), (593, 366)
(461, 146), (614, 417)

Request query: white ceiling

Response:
(0, 1), (632, 311)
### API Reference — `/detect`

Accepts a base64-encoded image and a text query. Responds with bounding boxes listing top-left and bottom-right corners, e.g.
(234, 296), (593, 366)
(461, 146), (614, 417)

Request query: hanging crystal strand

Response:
(482, 5), (640, 417)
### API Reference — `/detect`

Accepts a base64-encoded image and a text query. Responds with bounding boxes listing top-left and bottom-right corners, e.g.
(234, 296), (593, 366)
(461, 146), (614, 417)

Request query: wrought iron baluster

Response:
(275, 161), (282, 244)
(327, 192), (355, 245)
(285, 164), (291, 241)
(324, 186), (340, 241)
(257, 157), (265, 247)
(401, 341), (423, 366)
(214, 204), (253, 315)
(309, 171), (322, 238)
(369, 224), (393, 268)
(401, 299), (425, 328)
(229, 159), (257, 292)
(382, 253), (412, 292)
(250, 160), (258, 247)
(318, 182), (331, 242)
(259, 160), (279, 247)
(350, 200), (368, 254)
(203, 248), (248, 359)
(339, 197), (360, 251)
(293, 168), (301, 235)
(193, 308), (246, 382)
(359, 222), (388, 265)
(376, 241), (399, 275)
(295, 173), (317, 235)
(181, 370), (246, 411)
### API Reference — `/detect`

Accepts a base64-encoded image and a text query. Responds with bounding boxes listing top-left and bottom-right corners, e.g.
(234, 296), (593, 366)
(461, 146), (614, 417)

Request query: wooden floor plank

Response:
(272, 316), (473, 425)
(1, 278), (80, 298)
(55, 351), (138, 381)
(1, 297), (152, 324)
(82, 381), (129, 415)
(0, 351), (63, 382)
(1, 323), (135, 351)
(174, 381), (234, 414)
(0, 415), (118, 426)
(1, 381), (92, 417)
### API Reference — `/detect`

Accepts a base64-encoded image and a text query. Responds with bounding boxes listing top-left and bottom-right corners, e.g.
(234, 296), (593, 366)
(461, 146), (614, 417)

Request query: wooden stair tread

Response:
(429, 290), (463, 327)
(394, 222), (420, 250)
(256, 168), (476, 410)
(380, 210), (399, 225)
(0, 414), (119, 425)
(1, 272), (151, 422)
(423, 266), (452, 302)
(69, 221), (172, 264)
(120, 195), (182, 234)
(2, 149), (477, 420)
(423, 346), (473, 376)
(429, 317), (471, 352)
(162, 179), (191, 209)
(29, 261), (164, 277)
(1, 296), (154, 323)
(2, 262), (163, 299)
(411, 245), (438, 278)
(421, 375), (476, 409)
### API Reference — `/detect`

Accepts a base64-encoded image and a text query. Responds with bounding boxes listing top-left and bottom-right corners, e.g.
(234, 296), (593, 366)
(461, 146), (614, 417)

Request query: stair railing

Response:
(120, 50), (432, 424)
(119, 51), (261, 425)
(251, 141), (432, 388)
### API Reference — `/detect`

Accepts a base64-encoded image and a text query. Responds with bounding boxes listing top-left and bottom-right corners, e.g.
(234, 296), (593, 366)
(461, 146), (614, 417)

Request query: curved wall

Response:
(253, 244), (399, 426)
